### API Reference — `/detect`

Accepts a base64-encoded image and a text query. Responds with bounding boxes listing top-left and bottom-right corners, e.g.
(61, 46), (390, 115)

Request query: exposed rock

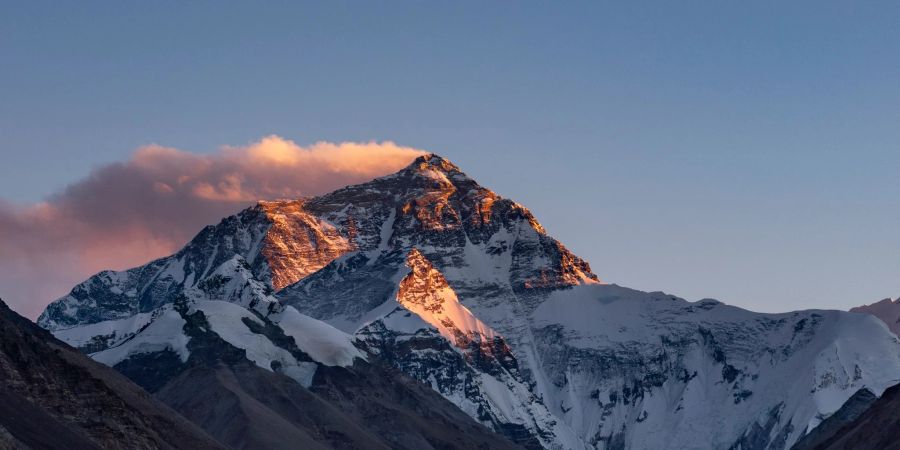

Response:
(0, 298), (223, 450)
(791, 388), (877, 450)
(806, 382), (900, 450)
(128, 307), (522, 450)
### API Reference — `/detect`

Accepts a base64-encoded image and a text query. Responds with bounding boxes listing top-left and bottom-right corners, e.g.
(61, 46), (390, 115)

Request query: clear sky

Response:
(2, 1), (899, 313)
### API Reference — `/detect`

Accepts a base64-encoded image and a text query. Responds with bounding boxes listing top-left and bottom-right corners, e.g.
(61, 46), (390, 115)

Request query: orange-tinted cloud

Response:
(0, 136), (425, 319)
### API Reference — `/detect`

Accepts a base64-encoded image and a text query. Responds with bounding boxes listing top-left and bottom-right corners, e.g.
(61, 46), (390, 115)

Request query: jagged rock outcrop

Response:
(354, 249), (559, 449)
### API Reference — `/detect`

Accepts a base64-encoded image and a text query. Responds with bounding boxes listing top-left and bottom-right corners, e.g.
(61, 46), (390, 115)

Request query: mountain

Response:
(790, 387), (877, 450)
(38, 287), (518, 449)
(39, 154), (900, 449)
(0, 297), (224, 450)
(850, 298), (900, 336)
(794, 382), (900, 450)
(129, 299), (520, 449)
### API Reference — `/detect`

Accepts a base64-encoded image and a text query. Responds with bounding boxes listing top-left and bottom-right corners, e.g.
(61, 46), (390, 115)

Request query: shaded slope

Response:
(311, 362), (521, 450)
(811, 382), (900, 450)
(791, 388), (877, 450)
(117, 304), (522, 450)
(155, 365), (363, 450)
(0, 298), (223, 450)
(0, 388), (99, 450)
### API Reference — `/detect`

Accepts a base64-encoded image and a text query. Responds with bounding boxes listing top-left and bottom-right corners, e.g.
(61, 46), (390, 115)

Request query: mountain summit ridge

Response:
(38, 154), (900, 449)
(38, 153), (595, 329)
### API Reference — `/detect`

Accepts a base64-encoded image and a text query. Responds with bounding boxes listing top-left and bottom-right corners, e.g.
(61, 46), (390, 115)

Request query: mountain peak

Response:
(395, 153), (479, 189)
(406, 153), (461, 174)
(35, 146), (900, 450)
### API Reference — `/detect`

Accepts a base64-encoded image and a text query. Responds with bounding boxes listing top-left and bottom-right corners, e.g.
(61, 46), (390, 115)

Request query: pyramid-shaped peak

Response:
(406, 153), (462, 175)
(394, 153), (486, 192)
(397, 248), (499, 345)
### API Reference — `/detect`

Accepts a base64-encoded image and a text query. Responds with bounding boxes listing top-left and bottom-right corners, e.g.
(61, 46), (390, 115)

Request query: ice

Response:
(92, 305), (190, 366)
(52, 311), (155, 348)
(192, 300), (318, 386)
(271, 305), (363, 367)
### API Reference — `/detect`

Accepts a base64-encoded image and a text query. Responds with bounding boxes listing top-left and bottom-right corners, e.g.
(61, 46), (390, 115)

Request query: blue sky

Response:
(2, 1), (899, 312)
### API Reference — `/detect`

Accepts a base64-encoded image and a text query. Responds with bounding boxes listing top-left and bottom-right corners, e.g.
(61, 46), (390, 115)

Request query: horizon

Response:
(3, 2), (900, 318)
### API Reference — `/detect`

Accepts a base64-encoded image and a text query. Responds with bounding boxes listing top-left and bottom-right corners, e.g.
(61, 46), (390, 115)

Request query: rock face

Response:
(0, 298), (224, 450)
(799, 382), (900, 450)
(257, 200), (356, 290)
(395, 249), (501, 348)
(850, 297), (900, 336)
(38, 282), (516, 449)
(39, 154), (900, 449)
(790, 388), (877, 450)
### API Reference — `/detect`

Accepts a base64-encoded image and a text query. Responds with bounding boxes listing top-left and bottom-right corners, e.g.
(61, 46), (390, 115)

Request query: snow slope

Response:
(92, 304), (191, 367)
(528, 284), (900, 449)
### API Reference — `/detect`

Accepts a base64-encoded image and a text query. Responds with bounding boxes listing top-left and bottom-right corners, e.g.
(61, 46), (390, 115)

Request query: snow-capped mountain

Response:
(851, 298), (900, 336)
(39, 154), (900, 449)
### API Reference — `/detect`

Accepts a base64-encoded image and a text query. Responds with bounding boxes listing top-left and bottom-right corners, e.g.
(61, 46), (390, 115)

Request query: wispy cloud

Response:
(0, 136), (425, 319)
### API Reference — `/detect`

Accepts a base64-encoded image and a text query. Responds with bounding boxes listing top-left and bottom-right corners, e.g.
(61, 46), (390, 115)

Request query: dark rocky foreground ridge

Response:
(0, 298), (224, 450)
(35, 154), (900, 449)
(789, 388), (878, 450)
(795, 382), (900, 450)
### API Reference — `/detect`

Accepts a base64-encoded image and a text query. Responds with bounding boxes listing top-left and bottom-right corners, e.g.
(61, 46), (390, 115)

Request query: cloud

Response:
(0, 136), (425, 319)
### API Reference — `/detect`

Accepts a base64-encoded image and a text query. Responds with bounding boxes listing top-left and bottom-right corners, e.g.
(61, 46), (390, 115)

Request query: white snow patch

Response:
(271, 305), (363, 367)
(92, 306), (190, 366)
(53, 311), (156, 348)
(192, 300), (317, 386)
